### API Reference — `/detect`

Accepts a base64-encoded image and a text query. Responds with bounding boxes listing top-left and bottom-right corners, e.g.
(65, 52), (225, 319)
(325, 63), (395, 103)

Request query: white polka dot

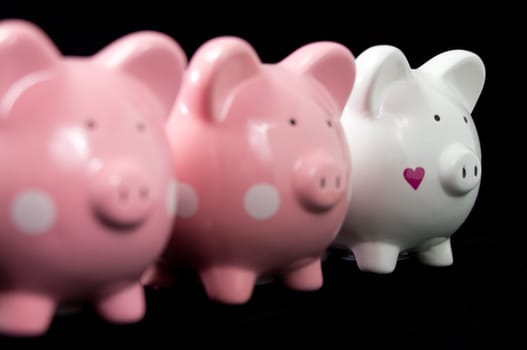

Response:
(166, 179), (178, 218)
(177, 183), (198, 218)
(10, 190), (57, 235)
(244, 183), (280, 220)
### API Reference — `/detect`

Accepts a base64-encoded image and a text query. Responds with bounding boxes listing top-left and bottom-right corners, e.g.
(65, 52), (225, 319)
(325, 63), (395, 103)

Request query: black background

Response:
(0, 3), (519, 345)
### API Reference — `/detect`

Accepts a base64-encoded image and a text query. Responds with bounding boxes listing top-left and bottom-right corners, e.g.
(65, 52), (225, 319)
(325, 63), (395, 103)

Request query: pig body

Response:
(336, 45), (485, 273)
(161, 37), (356, 304)
(0, 20), (186, 336)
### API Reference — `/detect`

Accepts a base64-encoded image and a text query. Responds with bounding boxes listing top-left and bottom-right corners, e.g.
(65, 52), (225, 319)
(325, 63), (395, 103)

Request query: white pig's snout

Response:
(439, 144), (481, 196)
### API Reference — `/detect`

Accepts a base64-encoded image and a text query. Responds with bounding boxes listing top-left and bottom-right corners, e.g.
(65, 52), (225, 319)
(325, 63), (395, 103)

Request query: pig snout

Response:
(439, 144), (481, 196)
(293, 151), (347, 212)
(90, 162), (154, 229)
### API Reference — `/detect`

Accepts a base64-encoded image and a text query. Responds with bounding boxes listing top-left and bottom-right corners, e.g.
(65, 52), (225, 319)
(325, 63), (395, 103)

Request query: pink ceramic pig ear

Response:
(181, 36), (261, 123)
(418, 50), (485, 113)
(279, 42), (356, 114)
(0, 19), (60, 103)
(346, 45), (411, 117)
(94, 31), (187, 117)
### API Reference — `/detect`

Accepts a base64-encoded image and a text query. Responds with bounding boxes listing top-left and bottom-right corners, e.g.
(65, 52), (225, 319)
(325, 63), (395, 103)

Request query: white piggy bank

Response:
(336, 45), (485, 273)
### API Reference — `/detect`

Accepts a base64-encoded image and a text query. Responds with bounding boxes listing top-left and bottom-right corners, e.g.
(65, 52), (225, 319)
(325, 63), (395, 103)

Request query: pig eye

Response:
(327, 120), (333, 127)
(136, 122), (146, 132)
(433, 114), (441, 122)
(463, 115), (468, 124)
(85, 119), (97, 130)
(289, 118), (297, 126)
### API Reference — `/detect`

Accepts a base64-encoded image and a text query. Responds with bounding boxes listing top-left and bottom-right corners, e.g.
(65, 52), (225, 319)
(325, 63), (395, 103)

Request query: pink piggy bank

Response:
(0, 20), (186, 336)
(336, 45), (485, 273)
(158, 37), (356, 304)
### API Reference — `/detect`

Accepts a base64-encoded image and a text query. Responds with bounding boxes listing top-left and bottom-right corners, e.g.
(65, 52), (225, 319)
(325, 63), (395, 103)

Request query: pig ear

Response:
(94, 31), (187, 117)
(180, 36), (261, 123)
(346, 45), (411, 117)
(418, 50), (485, 113)
(280, 42), (356, 114)
(0, 19), (60, 101)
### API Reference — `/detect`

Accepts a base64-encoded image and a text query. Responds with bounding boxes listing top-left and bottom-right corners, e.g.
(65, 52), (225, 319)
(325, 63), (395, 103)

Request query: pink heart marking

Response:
(403, 167), (425, 190)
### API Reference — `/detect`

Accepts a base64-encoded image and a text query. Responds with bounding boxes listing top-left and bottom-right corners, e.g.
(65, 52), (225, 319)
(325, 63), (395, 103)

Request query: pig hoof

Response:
(282, 259), (323, 291)
(0, 292), (55, 336)
(418, 238), (453, 266)
(200, 267), (256, 304)
(352, 242), (400, 273)
(96, 283), (145, 323)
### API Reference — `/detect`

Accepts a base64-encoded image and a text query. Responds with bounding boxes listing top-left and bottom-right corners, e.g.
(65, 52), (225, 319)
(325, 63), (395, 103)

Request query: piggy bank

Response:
(0, 20), (186, 336)
(335, 45), (485, 273)
(157, 37), (355, 304)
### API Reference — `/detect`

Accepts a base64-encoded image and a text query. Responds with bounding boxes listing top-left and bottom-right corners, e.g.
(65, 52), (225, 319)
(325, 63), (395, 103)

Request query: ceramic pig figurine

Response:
(158, 37), (355, 304)
(0, 20), (186, 336)
(335, 45), (485, 273)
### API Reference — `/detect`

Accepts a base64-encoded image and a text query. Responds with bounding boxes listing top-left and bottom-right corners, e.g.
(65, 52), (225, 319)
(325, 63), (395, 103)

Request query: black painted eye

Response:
(463, 116), (468, 124)
(434, 114), (441, 122)
(327, 120), (333, 127)
(85, 119), (97, 130)
(136, 122), (146, 132)
(289, 118), (297, 126)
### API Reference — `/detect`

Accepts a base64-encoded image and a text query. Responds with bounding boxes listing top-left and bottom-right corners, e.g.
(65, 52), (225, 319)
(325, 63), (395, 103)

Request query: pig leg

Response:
(352, 242), (400, 273)
(0, 291), (56, 336)
(417, 238), (453, 266)
(95, 282), (145, 324)
(282, 259), (323, 291)
(200, 267), (256, 304)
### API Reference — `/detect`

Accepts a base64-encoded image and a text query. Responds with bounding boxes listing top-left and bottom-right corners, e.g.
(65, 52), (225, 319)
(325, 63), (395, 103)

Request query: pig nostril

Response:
(118, 189), (129, 202)
(335, 176), (341, 188)
(462, 167), (466, 179)
(85, 119), (97, 130)
(136, 122), (146, 132)
(320, 177), (326, 188)
(474, 166), (478, 177)
(139, 187), (149, 200)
